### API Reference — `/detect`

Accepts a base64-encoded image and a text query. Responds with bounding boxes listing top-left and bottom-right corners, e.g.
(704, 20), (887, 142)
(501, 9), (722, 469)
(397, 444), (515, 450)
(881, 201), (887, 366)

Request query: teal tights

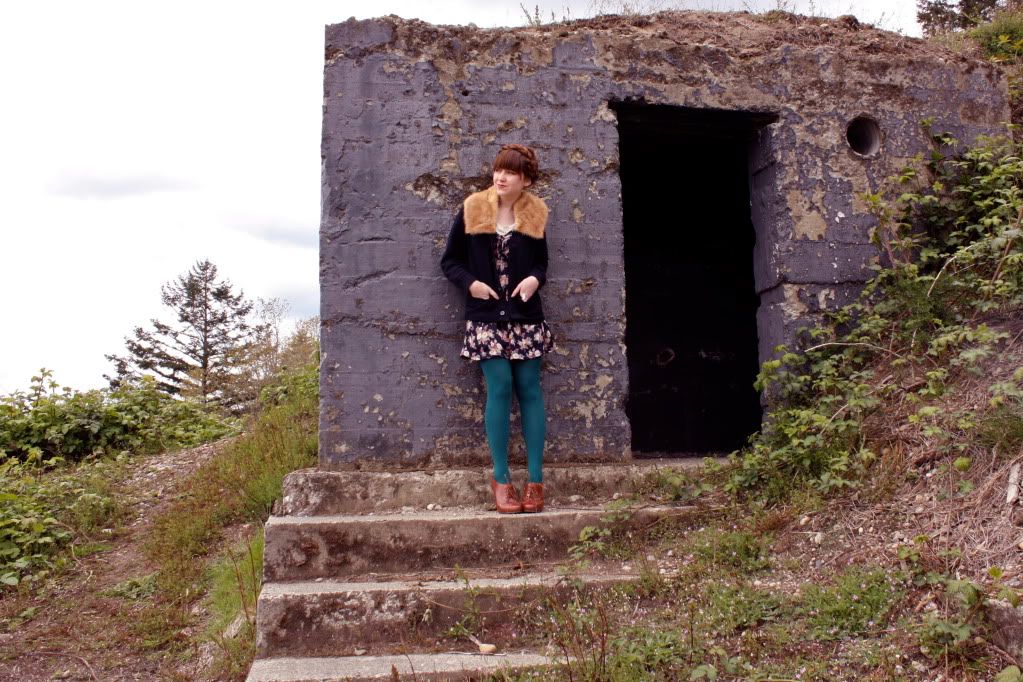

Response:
(480, 357), (545, 484)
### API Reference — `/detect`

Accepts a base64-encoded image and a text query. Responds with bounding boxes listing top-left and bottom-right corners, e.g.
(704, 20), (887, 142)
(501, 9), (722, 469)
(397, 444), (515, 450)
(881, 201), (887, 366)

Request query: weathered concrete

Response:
(247, 653), (555, 682)
(319, 10), (1010, 466)
(256, 573), (632, 658)
(262, 506), (682, 581)
(279, 459), (710, 515)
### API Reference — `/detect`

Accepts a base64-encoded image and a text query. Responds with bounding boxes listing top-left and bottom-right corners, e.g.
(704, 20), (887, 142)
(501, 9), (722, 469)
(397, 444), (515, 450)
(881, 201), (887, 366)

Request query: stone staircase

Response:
(247, 461), (700, 682)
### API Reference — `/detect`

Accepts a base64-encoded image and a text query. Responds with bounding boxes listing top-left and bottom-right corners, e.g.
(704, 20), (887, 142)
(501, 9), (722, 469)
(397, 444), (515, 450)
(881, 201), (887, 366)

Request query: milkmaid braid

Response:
(495, 143), (540, 184)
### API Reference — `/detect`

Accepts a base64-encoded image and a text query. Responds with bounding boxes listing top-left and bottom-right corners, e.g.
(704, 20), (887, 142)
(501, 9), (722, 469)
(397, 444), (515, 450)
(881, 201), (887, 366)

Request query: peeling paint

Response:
(782, 284), (809, 319)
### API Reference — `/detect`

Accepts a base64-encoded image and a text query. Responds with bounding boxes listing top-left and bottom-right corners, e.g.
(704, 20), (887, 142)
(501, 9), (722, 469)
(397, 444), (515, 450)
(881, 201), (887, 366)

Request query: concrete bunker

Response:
(318, 12), (1009, 469)
(614, 101), (775, 454)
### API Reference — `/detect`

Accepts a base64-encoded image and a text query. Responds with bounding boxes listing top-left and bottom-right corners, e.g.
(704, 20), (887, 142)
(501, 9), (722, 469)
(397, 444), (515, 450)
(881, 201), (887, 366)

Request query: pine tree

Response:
(105, 260), (259, 409)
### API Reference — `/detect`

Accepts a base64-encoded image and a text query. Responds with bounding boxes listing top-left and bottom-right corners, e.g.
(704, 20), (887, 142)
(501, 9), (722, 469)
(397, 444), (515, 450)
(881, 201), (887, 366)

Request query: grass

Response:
(689, 527), (772, 572)
(798, 566), (904, 640)
(203, 530), (263, 680)
(135, 360), (317, 665)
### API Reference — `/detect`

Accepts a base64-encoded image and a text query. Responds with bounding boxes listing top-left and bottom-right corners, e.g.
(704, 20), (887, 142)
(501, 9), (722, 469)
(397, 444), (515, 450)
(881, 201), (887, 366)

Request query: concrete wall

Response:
(319, 11), (1008, 468)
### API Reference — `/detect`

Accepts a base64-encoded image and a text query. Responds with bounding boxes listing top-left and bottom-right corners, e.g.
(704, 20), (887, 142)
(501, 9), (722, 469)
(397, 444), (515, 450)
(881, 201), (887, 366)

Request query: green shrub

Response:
(725, 130), (1023, 503)
(0, 453), (129, 587)
(0, 370), (237, 463)
(971, 11), (1023, 60)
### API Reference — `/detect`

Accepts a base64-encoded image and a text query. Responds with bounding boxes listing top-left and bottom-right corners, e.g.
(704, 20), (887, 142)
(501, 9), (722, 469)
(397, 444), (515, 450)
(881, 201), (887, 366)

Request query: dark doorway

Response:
(613, 102), (775, 455)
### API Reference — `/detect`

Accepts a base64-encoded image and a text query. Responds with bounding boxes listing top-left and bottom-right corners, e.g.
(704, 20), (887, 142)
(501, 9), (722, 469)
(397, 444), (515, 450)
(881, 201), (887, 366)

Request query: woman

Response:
(440, 143), (554, 514)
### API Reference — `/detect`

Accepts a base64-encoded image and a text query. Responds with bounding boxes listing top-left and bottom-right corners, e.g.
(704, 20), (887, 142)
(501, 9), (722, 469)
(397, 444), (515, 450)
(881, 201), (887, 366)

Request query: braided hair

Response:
(493, 144), (539, 184)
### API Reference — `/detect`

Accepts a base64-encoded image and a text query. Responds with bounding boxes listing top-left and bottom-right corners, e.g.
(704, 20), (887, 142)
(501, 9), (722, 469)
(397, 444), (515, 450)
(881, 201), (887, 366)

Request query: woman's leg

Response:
(511, 357), (545, 483)
(480, 358), (514, 484)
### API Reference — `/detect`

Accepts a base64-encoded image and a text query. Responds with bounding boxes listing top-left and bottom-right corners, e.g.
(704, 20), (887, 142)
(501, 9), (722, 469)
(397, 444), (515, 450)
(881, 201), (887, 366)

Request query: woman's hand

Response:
(511, 276), (539, 302)
(469, 280), (499, 300)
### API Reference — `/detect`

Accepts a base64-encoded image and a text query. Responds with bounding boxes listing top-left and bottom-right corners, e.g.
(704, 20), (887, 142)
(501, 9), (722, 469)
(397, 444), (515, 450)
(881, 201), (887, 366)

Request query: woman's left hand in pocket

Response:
(511, 276), (539, 303)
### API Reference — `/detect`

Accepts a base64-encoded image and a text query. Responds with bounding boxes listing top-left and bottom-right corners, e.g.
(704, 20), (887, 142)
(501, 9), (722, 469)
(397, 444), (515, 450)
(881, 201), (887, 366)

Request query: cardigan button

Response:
(499, 311), (506, 316)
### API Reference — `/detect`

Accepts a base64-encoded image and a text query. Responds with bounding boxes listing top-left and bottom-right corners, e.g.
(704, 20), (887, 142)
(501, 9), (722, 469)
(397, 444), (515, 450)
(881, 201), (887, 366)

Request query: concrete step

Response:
(263, 506), (682, 581)
(279, 459), (710, 515)
(256, 572), (633, 658)
(246, 652), (555, 682)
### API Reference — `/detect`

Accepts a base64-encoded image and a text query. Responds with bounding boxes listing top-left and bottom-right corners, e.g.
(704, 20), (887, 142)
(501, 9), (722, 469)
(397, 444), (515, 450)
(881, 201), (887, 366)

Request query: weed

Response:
(689, 528), (771, 572)
(103, 572), (158, 600)
(699, 583), (786, 636)
(798, 566), (903, 640)
(443, 567), (486, 643)
(636, 467), (712, 504)
(141, 357), (317, 652)
(568, 501), (635, 564)
(205, 530), (263, 638)
(978, 400), (1023, 453)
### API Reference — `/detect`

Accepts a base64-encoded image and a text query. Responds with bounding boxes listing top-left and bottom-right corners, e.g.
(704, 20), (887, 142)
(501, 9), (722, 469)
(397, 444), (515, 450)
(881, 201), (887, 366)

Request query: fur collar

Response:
(463, 186), (548, 239)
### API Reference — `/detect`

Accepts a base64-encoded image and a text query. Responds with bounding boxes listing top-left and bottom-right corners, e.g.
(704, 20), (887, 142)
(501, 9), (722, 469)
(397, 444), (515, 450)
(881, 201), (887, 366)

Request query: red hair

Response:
(493, 144), (539, 184)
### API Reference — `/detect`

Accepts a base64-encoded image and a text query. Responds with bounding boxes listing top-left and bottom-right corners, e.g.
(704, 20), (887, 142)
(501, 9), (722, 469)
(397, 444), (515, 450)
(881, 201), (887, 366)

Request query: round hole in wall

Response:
(846, 116), (882, 157)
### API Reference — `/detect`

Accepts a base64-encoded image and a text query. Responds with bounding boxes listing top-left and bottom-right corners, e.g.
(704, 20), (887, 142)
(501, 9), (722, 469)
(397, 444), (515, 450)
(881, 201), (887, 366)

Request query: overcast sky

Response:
(0, 0), (921, 394)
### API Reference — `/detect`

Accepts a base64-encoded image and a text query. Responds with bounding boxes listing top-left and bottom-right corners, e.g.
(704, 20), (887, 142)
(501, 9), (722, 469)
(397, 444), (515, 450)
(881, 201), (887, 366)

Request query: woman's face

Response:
(493, 167), (531, 200)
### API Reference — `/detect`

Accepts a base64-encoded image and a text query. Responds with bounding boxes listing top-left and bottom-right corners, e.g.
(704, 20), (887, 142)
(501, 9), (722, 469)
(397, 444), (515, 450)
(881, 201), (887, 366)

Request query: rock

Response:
(568, 495), (583, 503)
(799, 515), (811, 526)
(223, 613), (247, 639)
(812, 532), (824, 545)
(478, 643), (497, 654)
(986, 601), (1023, 662)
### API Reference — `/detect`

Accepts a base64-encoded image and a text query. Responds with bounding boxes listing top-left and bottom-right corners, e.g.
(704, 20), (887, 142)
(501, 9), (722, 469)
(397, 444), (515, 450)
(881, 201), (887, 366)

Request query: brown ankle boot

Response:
(522, 482), (544, 513)
(491, 477), (523, 513)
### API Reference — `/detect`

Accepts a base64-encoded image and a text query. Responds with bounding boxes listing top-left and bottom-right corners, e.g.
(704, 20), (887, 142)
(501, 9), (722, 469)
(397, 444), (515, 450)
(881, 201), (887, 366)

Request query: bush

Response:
(725, 130), (1023, 502)
(0, 454), (129, 587)
(971, 11), (1023, 60)
(0, 370), (237, 463)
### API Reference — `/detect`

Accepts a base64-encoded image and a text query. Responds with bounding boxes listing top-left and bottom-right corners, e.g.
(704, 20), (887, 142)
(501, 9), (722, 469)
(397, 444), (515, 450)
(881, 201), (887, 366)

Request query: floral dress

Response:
(460, 230), (555, 361)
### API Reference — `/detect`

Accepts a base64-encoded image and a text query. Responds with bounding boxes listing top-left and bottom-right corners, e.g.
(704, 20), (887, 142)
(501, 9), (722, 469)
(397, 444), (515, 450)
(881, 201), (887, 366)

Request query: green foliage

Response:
(700, 583), (785, 635)
(203, 531), (263, 680)
(141, 354), (318, 648)
(996, 665), (1023, 682)
(726, 130), (1023, 503)
(610, 627), (688, 679)
(637, 467), (713, 503)
(690, 529), (771, 572)
(568, 501), (634, 563)
(971, 10), (1023, 59)
(0, 369), (236, 463)
(103, 572), (158, 600)
(978, 400), (1023, 452)
(798, 567), (903, 640)
(0, 453), (128, 587)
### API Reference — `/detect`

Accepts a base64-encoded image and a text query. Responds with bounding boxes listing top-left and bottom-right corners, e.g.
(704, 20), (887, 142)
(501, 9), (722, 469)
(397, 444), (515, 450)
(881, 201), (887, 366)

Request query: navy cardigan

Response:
(440, 206), (549, 323)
